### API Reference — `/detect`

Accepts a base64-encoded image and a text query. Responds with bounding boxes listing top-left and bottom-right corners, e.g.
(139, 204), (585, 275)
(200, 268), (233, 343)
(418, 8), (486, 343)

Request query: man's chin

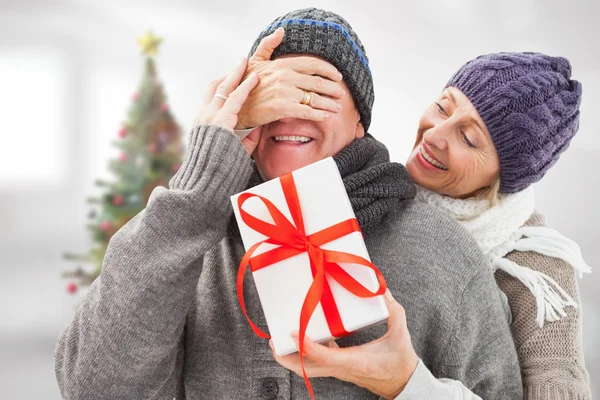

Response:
(259, 163), (304, 181)
(257, 157), (317, 181)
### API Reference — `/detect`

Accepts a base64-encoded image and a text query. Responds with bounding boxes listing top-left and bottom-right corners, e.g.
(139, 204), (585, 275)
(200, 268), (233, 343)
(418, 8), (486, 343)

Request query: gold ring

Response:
(300, 90), (312, 106)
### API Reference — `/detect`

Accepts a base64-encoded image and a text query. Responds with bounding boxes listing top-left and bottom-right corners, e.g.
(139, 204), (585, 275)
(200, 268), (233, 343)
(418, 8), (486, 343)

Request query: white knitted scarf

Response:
(415, 185), (591, 328)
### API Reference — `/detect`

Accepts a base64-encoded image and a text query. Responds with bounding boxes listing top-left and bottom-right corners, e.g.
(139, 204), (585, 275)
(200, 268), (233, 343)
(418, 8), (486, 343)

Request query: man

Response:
(55, 8), (522, 399)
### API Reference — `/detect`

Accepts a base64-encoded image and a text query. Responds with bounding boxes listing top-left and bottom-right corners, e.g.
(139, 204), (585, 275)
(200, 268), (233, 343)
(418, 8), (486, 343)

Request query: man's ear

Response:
(355, 120), (365, 139)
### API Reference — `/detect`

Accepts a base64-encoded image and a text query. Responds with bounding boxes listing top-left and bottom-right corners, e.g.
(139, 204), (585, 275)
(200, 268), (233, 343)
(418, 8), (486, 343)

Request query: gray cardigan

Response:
(55, 125), (522, 399)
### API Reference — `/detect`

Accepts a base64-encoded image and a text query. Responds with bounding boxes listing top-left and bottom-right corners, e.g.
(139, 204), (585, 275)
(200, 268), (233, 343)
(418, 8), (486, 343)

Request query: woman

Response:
(236, 33), (591, 397)
(404, 52), (592, 399)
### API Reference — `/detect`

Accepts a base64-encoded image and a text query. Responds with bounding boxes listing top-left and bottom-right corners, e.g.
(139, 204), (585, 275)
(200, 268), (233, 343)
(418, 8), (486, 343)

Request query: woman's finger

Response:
(279, 55), (343, 83)
(284, 103), (331, 123)
(294, 73), (346, 99)
(211, 72), (259, 132)
(209, 58), (250, 108)
(201, 75), (226, 108)
(219, 72), (259, 116)
(294, 87), (341, 113)
(250, 27), (285, 62)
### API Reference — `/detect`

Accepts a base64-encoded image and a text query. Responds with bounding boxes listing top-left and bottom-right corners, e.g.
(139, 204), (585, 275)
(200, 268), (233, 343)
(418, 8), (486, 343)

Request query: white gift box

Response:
(231, 157), (388, 356)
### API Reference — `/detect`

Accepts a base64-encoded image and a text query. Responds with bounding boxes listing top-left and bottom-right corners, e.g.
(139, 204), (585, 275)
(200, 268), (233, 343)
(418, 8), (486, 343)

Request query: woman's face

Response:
(406, 87), (500, 199)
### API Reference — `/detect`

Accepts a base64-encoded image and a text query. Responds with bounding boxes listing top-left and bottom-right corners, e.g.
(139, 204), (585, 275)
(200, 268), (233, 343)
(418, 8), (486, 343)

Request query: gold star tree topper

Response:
(137, 31), (163, 56)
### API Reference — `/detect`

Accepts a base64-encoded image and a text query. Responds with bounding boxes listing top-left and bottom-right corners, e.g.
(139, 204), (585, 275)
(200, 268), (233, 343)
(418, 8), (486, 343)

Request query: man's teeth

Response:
(274, 135), (312, 143)
(420, 146), (447, 170)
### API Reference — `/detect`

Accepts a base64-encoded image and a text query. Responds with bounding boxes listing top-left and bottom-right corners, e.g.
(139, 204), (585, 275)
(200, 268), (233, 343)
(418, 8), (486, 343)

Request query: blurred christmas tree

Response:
(62, 31), (184, 293)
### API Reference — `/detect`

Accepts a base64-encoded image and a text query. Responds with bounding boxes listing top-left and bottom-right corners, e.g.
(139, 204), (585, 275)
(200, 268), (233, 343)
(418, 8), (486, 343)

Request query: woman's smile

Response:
(417, 143), (447, 170)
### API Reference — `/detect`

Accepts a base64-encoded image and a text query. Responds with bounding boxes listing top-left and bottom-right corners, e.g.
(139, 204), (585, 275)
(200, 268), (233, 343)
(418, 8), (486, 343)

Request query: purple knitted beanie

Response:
(447, 52), (582, 194)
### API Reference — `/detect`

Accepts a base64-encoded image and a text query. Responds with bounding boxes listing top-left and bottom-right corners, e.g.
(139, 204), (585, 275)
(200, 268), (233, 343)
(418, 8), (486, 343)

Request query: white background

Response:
(0, 0), (598, 397)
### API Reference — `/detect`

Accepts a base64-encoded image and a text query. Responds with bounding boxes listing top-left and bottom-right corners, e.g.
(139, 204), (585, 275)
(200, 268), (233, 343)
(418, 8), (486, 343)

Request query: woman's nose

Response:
(423, 122), (449, 150)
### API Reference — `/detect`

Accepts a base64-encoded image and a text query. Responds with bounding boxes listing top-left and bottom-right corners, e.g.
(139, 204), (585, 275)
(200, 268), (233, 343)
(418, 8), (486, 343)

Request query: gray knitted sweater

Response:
(55, 125), (522, 399)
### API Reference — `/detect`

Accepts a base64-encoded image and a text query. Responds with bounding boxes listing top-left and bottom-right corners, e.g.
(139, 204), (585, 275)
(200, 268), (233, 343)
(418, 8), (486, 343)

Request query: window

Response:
(0, 49), (66, 186)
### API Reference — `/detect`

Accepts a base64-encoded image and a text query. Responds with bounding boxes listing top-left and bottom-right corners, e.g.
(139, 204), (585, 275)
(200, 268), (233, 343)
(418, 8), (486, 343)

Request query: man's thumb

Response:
(384, 289), (408, 335)
(241, 126), (262, 155)
(250, 27), (285, 61)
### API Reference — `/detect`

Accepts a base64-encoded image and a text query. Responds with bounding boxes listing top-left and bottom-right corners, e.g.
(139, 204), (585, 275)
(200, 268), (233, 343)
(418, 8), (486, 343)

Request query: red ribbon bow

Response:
(237, 172), (387, 399)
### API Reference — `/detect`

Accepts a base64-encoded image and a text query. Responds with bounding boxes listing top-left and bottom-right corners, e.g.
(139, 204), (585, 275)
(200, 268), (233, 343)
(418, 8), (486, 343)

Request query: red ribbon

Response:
(237, 172), (387, 399)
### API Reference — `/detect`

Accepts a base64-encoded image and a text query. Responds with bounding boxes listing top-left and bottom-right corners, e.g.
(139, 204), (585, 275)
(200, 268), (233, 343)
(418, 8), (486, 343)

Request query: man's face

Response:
(253, 55), (364, 181)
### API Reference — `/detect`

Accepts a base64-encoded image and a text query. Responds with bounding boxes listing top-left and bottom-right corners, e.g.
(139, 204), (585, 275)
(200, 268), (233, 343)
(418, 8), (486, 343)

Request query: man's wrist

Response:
(386, 353), (419, 399)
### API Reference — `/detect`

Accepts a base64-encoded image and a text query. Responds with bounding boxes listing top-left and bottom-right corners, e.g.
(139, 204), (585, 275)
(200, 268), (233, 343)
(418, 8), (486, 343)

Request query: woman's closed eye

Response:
(436, 101), (477, 148)
(461, 131), (477, 148)
(435, 102), (448, 116)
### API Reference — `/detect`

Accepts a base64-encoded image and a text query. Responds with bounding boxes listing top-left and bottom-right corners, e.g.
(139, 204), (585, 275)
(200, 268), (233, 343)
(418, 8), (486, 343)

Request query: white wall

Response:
(0, 0), (598, 397)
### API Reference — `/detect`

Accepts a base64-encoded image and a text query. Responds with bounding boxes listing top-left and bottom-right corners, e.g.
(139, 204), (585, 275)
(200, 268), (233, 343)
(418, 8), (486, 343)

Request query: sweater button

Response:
(260, 378), (279, 399)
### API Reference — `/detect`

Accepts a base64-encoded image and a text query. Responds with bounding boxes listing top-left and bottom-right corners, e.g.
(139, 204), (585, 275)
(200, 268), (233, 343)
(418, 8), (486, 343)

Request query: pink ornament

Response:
(113, 195), (124, 206)
(118, 152), (128, 162)
(66, 282), (78, 294)
(132, 92), (140, 101)
(118, 127), (128, 138)
(100, 220), (112, 232)
(160, 103), (169, 112)
(171, 163), (181, 173)
(158, 132), (168, 145)
(147, 143), (158, 153)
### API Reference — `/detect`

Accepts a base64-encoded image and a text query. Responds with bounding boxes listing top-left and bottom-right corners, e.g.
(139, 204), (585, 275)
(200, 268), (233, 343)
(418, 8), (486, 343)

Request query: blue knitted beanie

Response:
(447, 52), (582, 194)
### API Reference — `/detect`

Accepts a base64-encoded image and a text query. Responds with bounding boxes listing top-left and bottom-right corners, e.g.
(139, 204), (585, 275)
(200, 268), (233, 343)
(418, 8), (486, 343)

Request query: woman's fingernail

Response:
(336, 102), (342, 111)
(239, 57), (247, 64)
(323, 112), (330, 120)
(268, 340), (274, 349)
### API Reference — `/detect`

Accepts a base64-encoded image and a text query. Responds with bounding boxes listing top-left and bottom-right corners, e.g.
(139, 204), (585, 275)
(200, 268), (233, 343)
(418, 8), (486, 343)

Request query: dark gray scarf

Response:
(229, 134), (415, 236)
(332, 134), (415, 231)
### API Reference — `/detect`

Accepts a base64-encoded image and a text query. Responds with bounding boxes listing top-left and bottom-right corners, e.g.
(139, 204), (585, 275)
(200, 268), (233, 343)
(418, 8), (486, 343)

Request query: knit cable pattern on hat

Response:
(447, 52), (582, 193)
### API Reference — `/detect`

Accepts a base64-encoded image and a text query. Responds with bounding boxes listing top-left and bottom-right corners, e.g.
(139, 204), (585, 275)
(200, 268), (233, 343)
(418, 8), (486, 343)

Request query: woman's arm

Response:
(496, 248), (591, 399)
(54, 61), (259, 399)
(270, 272), (520, 400)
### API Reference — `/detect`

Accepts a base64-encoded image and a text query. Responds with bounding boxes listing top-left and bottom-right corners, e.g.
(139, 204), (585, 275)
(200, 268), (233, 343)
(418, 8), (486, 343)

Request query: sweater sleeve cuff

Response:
(395, 360), (439, 399)
(525, 383), (591, 400)
(395, 359), (480, 400)
(234, 127), (256, 139)
(169, 124), (253, 197)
